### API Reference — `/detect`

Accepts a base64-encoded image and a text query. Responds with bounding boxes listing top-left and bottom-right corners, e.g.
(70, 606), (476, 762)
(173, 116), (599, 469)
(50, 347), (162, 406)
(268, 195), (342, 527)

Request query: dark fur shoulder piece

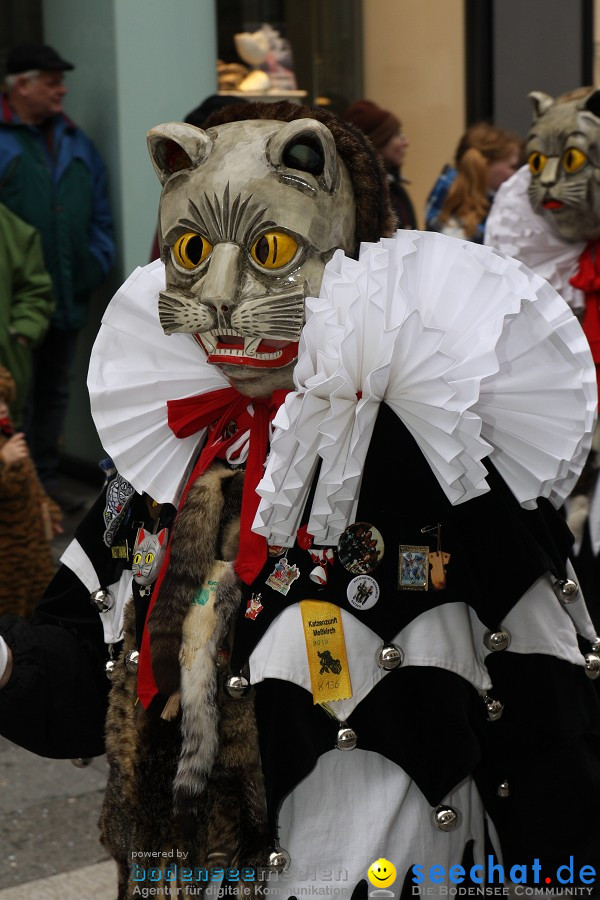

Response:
(204, 101), (397, 251)
(148, 465), (243, 696)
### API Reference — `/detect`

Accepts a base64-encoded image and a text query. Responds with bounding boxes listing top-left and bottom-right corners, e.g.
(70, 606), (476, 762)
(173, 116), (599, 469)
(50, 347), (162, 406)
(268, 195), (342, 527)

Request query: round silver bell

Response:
(268, 848), (291, 872)
(592, 639), (600, 653)
(224, 674), (250, 699)
(124, 650), (140, 673)
(483, 628), (511, 653)
(377, 643), (403, 670)
(496, 780), (510, 798)
(105, 658), (118, 680)
(432, 805), (459, 831)
(89, 588), (115, 613)
(336, 725), (358, 751)
(485, 697), (504, 722)
(584, 652), (600, 680)
(555, 579), (579, 604)
(70, 757), (92, 768)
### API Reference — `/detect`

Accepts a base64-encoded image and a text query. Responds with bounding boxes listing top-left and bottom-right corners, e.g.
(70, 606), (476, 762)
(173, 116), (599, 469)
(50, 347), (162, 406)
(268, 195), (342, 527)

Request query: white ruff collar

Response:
(484, 165), (586, 314)
(88, 235), (596, 546)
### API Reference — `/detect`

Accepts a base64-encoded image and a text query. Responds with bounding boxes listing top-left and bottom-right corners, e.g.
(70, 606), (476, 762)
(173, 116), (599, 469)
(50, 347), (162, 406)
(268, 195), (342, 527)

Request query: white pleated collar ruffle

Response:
(88, 234), (596, 543)
(484, 165), (586, 314)
(253, 230), (596, 546)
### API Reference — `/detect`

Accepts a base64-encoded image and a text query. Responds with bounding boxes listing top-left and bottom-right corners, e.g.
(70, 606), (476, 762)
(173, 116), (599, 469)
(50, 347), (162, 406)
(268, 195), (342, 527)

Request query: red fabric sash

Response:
(570, 241), (600, 383)
(137, 385), (287, 708)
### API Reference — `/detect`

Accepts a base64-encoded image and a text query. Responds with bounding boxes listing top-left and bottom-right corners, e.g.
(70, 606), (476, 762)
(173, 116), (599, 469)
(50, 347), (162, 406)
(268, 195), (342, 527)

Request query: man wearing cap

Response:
(0, 44), (114, 509)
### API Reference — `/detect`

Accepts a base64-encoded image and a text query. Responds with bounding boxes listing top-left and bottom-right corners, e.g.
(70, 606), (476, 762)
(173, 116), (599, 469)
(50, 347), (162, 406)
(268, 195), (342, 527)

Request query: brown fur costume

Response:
(100, 466), (268, 899)
(0, 366), (60, 617)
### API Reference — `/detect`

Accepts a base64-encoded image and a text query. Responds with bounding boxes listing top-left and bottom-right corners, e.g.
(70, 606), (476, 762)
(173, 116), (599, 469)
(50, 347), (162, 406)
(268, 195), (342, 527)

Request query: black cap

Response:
(6, 44), (74, 75)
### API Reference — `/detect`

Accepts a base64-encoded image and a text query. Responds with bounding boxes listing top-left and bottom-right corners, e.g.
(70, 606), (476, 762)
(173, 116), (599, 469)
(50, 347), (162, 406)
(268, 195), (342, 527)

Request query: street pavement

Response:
(0, 475), (119, 898)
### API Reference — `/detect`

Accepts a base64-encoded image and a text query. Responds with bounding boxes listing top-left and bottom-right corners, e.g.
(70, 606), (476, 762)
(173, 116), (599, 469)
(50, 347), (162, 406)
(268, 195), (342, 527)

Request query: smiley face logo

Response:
(367, 858), (397, 889)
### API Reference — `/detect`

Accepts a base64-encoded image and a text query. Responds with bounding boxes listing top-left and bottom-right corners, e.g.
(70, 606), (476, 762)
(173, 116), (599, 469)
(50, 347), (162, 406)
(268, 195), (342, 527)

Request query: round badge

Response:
(268, 545), (286, 558)
(337, 522), (384, 574)
(347, 575), (380, 610)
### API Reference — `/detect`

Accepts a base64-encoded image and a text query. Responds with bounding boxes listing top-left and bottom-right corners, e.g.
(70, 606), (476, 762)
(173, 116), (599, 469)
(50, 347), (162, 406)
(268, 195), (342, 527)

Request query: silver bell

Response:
(555, 579), (579, 604)
(432, 805), (459, 831)
(89, 588), (115, 613)
(224, 674), (250, 699)
(268, 848), (291, 871)
(336, 725), (358, 751)
(124, 650), (140, 673)
(484, 628), (511, 652)
(377, 643), (403, 670)
(496, 780), (510, 798)
(584, 652), (600, 680)
(484, 695), (504, 722)
(592, 639), (600, 653)
(70, 757), (92, 768)
(105, 658), (118, 680)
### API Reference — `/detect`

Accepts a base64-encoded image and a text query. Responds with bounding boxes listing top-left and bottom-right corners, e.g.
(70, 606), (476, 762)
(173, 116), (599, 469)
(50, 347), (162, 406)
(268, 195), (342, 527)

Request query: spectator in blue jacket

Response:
(0, 44), (115, 509)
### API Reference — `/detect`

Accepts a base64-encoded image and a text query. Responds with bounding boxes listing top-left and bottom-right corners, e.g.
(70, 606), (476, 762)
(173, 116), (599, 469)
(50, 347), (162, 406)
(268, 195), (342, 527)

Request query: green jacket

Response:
(0, 202), (54, 425)
(0, 101), (115, 329)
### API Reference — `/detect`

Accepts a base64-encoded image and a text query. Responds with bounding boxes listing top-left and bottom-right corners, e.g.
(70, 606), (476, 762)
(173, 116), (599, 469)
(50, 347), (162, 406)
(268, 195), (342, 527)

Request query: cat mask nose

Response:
(195, 243), (243, 314)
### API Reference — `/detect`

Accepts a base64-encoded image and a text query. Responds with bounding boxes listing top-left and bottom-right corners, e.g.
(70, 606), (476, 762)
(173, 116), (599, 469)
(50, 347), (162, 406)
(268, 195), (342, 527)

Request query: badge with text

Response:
(398, 545), (429, 591)
(300, 600), (352, 703)
(266, 557), (300, 595)
(338, 522), (384, 574)
(347, 575), (380, 610)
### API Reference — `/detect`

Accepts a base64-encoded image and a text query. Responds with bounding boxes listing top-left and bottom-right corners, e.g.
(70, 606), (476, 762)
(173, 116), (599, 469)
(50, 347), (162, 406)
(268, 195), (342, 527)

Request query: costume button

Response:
(268, 848), (291, 871)
(336, 725), (358, 750)
(377, 643), (403, 670)
(105, 658), (118, 680)
(482, 693), (504, 721)
(554, 579), (579, 604)
(432, 805), (459, 831)
(70, 758), (92, 768)
(483, 629), (511, 652)
(584, 652), (600, 679)
(497, 780), (510, 798)
(125, 650), (140, 673)
(224, 674), (250, 698)
(90, 588), (114, 612)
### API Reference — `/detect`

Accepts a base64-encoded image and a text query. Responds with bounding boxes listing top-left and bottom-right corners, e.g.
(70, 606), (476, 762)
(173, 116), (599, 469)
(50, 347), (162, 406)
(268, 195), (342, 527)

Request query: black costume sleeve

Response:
(0, 477), (170, 759)
(0, 565), (109, 758)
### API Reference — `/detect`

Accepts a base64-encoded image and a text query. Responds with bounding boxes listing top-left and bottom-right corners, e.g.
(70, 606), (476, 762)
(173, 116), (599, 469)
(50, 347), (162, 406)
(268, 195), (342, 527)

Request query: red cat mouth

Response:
(193, 333), (299, 369)
(543, 200), (565, 210)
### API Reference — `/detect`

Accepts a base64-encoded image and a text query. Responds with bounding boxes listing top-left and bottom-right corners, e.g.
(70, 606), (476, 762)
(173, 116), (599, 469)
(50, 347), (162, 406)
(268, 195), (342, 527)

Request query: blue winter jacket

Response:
(0, 96), (115, 329)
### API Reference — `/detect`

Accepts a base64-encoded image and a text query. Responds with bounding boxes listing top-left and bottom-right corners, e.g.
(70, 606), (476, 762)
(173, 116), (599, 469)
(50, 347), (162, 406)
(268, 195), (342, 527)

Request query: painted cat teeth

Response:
(244, 337), (261, 357)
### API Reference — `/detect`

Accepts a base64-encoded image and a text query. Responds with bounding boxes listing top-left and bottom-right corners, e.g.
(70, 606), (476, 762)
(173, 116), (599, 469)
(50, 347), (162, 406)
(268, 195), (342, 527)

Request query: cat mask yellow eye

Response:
(562, 147), (587, 174)
(528, 151), (548, 175)
(172, 232), (212, 269)
(251, 231), (299, 269)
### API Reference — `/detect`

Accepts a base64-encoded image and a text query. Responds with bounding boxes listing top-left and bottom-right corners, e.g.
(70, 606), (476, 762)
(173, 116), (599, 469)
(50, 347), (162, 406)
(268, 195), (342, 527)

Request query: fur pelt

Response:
(99, 464), (268, 899)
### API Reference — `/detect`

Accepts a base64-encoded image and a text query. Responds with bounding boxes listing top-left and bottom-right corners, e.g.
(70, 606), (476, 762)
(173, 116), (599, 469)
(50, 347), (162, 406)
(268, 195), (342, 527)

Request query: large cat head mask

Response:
(526, 87), (600, 242)
(147, 102), (393, 395)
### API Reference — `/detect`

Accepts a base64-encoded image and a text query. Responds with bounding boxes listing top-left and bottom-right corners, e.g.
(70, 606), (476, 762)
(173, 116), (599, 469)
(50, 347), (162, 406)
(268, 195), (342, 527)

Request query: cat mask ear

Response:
(584, 89), (600, 119)
(266, 118), (339, 193)
(147, 122), (213, 185)
(528, 91), (555, 121)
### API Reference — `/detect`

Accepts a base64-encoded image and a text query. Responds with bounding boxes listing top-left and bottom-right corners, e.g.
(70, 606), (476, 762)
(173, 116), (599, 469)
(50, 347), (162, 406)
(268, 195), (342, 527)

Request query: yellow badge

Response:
(300, 600), (352, 704)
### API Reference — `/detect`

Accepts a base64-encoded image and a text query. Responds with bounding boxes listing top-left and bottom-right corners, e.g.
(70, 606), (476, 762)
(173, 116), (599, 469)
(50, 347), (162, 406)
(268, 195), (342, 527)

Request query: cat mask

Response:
(147, 116), (357, 396)
(526, 87), (600, 242)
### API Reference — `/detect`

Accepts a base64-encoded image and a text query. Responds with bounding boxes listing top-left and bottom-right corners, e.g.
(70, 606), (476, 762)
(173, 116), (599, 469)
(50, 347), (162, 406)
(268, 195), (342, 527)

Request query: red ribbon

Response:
(136, 385), (287, 708)
(570, 241), (600, 387)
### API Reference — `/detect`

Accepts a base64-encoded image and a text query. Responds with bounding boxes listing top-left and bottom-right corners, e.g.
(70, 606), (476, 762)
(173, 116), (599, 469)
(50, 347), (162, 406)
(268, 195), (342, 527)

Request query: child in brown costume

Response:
(0, 366), (61, 617)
